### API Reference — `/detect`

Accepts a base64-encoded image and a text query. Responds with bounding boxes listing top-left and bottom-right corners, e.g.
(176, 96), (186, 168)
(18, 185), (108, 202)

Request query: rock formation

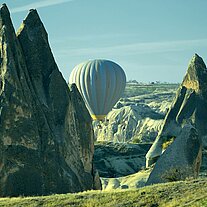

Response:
(146, 54), (207, 167)
(101, 168), (151, 190)
(94, 142), (151, 177)
(146, 125), (202, 185)
(94, 104), (167, 143)
(93, 84), (177, 143)
(0, 4), (98, 196)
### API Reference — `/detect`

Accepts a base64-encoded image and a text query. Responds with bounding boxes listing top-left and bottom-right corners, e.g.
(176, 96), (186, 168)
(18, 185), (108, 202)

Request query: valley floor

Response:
(1, 178), (207, 207)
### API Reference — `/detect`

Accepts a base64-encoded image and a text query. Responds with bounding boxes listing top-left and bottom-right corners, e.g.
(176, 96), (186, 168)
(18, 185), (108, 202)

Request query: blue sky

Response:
(3, 0), (207, 82)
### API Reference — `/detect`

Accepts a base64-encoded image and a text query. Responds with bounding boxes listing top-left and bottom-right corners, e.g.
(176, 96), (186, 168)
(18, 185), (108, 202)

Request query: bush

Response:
(162, 137), (175, 150)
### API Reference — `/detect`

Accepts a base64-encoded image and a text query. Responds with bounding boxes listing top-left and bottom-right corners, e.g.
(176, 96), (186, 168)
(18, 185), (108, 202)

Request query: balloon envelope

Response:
(69, 59), (126, 120)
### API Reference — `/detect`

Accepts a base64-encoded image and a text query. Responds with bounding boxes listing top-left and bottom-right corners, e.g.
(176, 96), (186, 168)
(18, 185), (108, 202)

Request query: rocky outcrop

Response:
(146, 54), (207, 167)
(93, 84), (177, 143)
(0, 4), (97, 196)
(94, 105), (165, 143)
(94, 142), (151, 178)
(146, 125), (202, 185)
(101, 168), (151, 190)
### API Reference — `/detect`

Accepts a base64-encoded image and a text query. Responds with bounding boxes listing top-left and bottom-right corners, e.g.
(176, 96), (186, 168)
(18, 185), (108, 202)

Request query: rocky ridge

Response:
(94, 86), (177, 143)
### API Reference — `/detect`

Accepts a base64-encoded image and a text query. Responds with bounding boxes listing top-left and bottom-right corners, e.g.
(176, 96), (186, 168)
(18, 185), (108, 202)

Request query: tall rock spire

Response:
(182, 54), (207, 93)
(0, 4), (98, 196)
(146, 54), (206, 168)
(0, 4), (14, 31)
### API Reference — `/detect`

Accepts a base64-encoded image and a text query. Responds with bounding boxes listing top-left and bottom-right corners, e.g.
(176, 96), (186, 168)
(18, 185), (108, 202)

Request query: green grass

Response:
(0, 178), (207, 207)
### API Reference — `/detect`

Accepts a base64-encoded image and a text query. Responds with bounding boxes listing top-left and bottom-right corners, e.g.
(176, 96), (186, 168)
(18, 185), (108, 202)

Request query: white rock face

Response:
(101, 168), (152, 190)
(94, 85), (177, 143)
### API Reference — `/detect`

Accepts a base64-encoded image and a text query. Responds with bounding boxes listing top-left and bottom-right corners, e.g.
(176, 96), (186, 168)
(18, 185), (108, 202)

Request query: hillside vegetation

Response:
(123, 83), (179, 98)
(0, 178), (207, 207)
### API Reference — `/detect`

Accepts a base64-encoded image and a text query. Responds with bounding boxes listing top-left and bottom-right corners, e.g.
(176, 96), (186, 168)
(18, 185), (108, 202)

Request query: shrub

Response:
(162, 137), (175, 150)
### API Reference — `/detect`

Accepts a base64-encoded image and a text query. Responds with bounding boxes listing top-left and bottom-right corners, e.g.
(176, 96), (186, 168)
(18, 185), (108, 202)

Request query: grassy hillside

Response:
(123, 83), (179, 98)
(0, 178), (207, 207)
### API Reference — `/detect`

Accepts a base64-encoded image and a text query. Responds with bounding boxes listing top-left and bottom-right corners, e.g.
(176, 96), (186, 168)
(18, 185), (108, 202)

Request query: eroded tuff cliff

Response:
(146, 54), (207, 167)
(0, 4), (97, 196)
(146, 125), (202, 185)
(94, 89), (176, 143)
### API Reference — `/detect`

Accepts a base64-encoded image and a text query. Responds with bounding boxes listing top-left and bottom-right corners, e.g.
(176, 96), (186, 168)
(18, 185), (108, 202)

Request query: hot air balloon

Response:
(69, 59), (126, 120)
